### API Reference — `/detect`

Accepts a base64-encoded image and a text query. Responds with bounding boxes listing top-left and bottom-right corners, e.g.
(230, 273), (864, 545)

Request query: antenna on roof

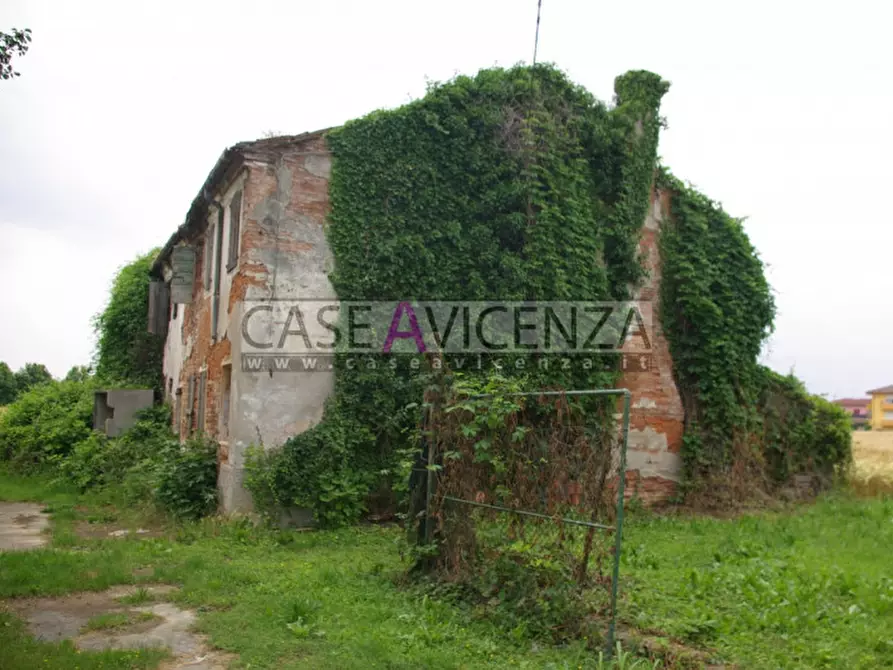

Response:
(532, 0), (543, 65)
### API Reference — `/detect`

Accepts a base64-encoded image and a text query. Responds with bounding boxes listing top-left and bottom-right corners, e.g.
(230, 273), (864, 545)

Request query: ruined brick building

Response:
(150, 130), (684, 513)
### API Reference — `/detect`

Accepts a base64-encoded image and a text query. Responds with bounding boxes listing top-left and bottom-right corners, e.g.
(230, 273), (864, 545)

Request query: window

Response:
(227, 190), (242, 271)
(203, 227), (214, 291)
(884, 411), (893, 421)
(885, 396), (893, 405)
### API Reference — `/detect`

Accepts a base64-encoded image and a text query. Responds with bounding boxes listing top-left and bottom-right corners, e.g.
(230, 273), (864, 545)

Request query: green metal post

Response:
(606, 389), (631, 658)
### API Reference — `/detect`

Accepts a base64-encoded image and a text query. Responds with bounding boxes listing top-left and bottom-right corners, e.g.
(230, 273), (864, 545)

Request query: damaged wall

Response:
(619, 189), (685, 501)
(160, 134), (685, 513)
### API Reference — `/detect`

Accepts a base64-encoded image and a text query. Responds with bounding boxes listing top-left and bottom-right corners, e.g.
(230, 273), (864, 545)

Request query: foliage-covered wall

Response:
(657, 170), (851, 492)
(93, 250), (164, 394)
(247, 65), (849, 523)
(247, 65), (669, 525)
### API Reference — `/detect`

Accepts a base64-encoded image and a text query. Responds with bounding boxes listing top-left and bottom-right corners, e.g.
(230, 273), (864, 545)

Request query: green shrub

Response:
(155, 434), (219, 520)
(758, 369), (852, 483)
(0, 379), (96, 471)
(60, 405), (175, 498)
(245, 405), (374, 527)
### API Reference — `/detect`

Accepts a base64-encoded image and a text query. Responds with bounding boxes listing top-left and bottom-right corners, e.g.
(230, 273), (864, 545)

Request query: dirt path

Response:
(0, 502), (49, 551)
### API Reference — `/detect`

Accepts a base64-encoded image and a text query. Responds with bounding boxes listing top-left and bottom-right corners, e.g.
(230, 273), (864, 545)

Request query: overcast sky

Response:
(1, 0), (890, 398)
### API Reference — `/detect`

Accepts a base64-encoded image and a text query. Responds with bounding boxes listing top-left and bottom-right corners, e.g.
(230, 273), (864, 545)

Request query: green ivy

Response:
(94, 250), (164, 394)
(657, 169), (851, 489)
(246, 65), (669, 526)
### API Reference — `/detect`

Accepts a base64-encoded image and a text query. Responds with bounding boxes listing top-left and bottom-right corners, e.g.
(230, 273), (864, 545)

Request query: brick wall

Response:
(618, 188), (685, 502)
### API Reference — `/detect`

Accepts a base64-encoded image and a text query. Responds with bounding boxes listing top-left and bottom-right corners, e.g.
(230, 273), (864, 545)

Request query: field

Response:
(852, 430), (893, 495)
(1, 457), (892, 668)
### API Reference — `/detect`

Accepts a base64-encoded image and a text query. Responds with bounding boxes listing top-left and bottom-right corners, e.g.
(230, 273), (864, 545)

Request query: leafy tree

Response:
(0, 28), (32, 80)
(64, 365), (93, 383)
(0, 362), (16, 405)
(14, 362), (53, 395)
(0, 378), (96, 470)
(93, 250), (164, 393)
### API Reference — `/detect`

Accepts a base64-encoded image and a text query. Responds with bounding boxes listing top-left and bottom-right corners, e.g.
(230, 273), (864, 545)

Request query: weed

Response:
(118, 587), (153, 605)
(82, 611), (159, 632)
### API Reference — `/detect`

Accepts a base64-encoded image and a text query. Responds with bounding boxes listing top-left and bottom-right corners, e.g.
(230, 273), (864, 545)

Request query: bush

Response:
(4, 394), (220, 520)
(60, 405), (175, 498)
(758, 369), (852, 483)
(155, 434), (219, 520)
(245, 406), (374, 527)
(0, 379), (96, 471)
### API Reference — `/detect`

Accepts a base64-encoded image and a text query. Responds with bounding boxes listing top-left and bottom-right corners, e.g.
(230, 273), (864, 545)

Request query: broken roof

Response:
(150, 127), (333, 278)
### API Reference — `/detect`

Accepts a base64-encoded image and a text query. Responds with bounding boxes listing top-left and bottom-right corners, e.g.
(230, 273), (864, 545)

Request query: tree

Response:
(0, 362), (16, 405)
(64, 365), (93, 383)
(1, 28), (32, 80)
(14, 363), (53, 395)
(93, 250), (164, 393)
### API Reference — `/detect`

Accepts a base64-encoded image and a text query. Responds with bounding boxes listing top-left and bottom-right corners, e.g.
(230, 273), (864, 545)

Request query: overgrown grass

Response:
(1, 472), (891, 668)
(622, 494), (893, 668)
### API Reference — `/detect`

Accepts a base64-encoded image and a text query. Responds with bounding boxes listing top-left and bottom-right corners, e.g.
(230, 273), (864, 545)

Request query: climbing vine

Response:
(658, 169), (850, 492)
(245, 65), (668, 525)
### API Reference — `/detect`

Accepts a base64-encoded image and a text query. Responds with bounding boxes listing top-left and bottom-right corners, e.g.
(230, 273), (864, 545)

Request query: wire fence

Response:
(415, 387), (632, 656)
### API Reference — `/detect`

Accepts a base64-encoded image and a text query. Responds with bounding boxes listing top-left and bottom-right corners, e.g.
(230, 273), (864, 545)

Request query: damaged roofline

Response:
(150, 127), (335, 279)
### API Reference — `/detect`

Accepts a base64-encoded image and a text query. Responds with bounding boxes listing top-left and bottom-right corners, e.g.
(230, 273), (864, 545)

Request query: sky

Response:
(0, 0), (890, 399)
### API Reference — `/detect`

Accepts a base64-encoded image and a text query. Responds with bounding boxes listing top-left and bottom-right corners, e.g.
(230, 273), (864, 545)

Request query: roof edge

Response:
(150, 127), (334, 278)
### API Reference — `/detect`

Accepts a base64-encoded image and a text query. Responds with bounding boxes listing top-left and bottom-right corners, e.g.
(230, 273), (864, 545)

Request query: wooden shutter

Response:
(170, 246), (196, 304)
(197, 370), (207, 434)
(147, 280), (170, 336)
(227, 191), (242, 271)
(186, 374), (195, 434)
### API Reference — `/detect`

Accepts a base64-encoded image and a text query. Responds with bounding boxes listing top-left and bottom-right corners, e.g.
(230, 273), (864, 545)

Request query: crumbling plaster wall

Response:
(223, 136), (336, 512)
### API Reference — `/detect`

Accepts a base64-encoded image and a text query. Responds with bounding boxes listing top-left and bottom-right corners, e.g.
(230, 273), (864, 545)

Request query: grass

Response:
(2, 466), (893, 668)
(117, 586), (154, 605)
(82, 611), (160, 632)
(0, 612), (167, 670)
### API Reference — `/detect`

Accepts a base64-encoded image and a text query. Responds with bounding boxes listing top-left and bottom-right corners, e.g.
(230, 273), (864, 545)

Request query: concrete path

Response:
(5, 585), (234, 669)
(0, 502), (49, 551)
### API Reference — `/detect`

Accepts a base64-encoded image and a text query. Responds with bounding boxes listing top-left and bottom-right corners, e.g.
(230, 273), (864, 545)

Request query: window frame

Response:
(226, 190), (243, 273)
(202, 226), (215, 292)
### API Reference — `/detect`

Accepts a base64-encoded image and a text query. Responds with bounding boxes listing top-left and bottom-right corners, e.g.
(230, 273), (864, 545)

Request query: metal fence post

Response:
(606, 389), (631, 657)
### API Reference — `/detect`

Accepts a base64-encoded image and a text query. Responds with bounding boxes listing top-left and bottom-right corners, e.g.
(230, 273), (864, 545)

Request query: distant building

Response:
(867, 385), (893, 431)
(832, 397), (870, 428)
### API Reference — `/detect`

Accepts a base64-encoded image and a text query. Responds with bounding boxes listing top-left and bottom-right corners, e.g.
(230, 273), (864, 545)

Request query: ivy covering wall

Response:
(657, 170), (851, 491)
(246, 65), (669, 525)
(246, 65), (849, 523)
